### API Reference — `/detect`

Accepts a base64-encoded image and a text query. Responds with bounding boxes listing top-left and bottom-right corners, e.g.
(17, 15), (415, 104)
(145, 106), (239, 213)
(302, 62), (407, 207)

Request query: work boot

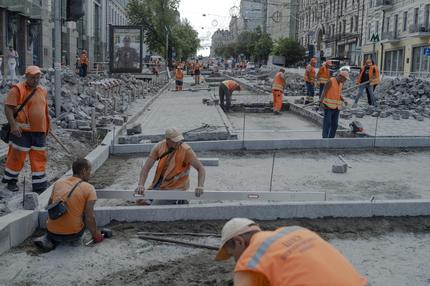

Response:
(33, 235), (55, 252)
(6, 182), (19, 192)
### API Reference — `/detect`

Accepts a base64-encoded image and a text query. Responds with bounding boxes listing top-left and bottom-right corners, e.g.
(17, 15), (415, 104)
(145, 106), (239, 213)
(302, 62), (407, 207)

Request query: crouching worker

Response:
(215, 218), (369, 286)
(33, 158), (104, 251)
(135, 128), (205, 205)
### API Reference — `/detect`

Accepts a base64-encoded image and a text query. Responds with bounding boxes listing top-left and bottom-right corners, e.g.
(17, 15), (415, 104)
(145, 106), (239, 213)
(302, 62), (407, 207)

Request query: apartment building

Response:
(363, 0), (430, 77)
(266, 0), (299, 40)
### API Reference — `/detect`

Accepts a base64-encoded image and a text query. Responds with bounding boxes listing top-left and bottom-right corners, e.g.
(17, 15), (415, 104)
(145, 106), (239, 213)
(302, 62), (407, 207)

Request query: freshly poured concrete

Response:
(228, 111), (323, 139)
(91, 149), (430, 205)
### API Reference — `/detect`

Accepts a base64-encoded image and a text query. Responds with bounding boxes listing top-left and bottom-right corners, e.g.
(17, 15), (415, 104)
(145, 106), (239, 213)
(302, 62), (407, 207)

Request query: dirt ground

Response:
(91, 149), (430, 206)
(0, 217), (430, 286)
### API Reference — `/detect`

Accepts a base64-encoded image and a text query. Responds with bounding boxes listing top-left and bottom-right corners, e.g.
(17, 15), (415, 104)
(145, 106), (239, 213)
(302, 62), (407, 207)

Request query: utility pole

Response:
(165, 25), (169, 70)
(54, 0), (62, 118)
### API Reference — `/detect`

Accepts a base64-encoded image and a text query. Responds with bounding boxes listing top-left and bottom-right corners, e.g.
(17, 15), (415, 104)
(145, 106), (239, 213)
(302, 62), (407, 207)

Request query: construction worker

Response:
(33, 158), (104, 251)
(2, 66), (50, 193)
(353, 58), (380, 107)
(79, 49), (89, 77)
(193, 60), (201, 85)
(271, 68), (286, 115)
(320, 71), (349, 138)
(175, 64), (184, 91)
(304, 57), (317, 104)
(215, 218), (368, 286)
(219, 80), (241, 112)
(136, 128), (206, 205)
(317, 60), (332, 97)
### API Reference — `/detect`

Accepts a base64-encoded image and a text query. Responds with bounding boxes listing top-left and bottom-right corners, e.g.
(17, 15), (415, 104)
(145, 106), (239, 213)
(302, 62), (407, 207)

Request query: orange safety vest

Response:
(80, 53), (88, 65)
(13, 82), (50, 133)
(150, 140), (192, 190)
(304, 64), (316, 83)
(222, 80), (239, 92)
(357, 64), (380, 86)
(272, 72), (286, 91)
(322, 77), (343, 110)
(317, 64), (330, 84)
(236, 227), (368, 286)
(175, 68), (184, 80)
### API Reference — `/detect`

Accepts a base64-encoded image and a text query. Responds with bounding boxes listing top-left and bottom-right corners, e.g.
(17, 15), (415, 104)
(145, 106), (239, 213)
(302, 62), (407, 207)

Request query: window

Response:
(414, 8), (419, 26)
(350, 17), (354, 32)
(368, 23), (371, 42)
(384, 49), (404, 75)
(394, 14), (398, 37)
(412, 46), (430, 76)
(355, 15), (359, 32)
(425, 4), (430, 29)
(376, 21), (379, 35)
(343, 19), (347, 34)
(403, 11), (408, 31)
(386, 16), (390, 32)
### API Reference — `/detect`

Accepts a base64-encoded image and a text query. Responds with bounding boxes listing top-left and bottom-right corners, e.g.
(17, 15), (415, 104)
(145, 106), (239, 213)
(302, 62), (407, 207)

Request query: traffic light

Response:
(67, 0), (85, 22)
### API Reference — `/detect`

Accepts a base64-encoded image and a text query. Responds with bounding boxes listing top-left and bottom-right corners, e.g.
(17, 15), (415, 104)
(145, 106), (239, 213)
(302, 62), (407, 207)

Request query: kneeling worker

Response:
(34, 158), (104, 251)
(136, 128), (205, 205)
(215, 218), (369, 286)
(219, 80), (241, 112)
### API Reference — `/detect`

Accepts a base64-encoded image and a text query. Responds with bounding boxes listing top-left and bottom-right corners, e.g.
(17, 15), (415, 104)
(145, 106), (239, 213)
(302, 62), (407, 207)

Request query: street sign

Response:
(370, 33), (380, 43)
(423, 47), (430, 56)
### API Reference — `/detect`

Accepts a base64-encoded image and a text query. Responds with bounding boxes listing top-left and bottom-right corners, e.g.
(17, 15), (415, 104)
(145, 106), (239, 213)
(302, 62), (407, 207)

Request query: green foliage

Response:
(271, 37), (305, 66)
(213, 26), (273, 64)
(127, 0), (199, 59)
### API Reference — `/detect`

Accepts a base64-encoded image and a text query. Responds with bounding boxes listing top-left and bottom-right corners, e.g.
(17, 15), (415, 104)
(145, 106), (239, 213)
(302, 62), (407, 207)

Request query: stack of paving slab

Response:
(342, 76), (430, 122)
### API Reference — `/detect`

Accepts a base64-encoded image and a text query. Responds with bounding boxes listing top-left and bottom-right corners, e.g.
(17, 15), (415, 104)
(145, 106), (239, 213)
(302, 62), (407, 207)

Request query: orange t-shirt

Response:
(80, 54), (88, 65)
(47, 176), (97, 235)
(5, 84), (50, 133)
(148, 141), (197, 166)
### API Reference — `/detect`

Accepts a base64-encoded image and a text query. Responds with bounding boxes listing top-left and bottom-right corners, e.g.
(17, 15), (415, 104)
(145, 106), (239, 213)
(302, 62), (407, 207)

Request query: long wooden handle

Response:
(138, 235), (218, 250)
(50, 131), (72, 155)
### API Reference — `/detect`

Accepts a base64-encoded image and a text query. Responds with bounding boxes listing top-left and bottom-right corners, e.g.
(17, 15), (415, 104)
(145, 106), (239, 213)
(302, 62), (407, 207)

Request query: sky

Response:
(179, 0), (239, 57)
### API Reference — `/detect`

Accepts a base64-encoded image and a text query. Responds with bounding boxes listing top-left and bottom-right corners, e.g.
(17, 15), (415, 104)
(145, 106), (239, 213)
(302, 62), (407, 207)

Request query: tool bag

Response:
(46, 180), (83, 220)
(0, 88), (38, 143)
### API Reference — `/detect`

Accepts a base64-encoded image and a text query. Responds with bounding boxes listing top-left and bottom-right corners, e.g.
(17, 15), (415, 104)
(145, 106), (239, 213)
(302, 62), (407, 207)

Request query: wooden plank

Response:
(96, 190), (326, 201)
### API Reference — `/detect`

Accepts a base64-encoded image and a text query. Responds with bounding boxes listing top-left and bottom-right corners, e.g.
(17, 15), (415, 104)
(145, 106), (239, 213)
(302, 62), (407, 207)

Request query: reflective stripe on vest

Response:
(247, 226), (302, 269)
(272, 72), (285, 91)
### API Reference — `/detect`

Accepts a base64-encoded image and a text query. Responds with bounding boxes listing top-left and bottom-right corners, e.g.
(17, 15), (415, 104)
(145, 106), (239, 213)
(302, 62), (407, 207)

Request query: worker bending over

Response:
(219, 80), (241, 112)
(271, 68), (286, 115)
(304, 57), (317, 104)
(33, 158), (104, 251)
(317, 60), (332, 97)
(136, 128), (205, 205)
(215, 218), (369, 286)
(320, 71), (349, 138)
(175, 65), (184, 91)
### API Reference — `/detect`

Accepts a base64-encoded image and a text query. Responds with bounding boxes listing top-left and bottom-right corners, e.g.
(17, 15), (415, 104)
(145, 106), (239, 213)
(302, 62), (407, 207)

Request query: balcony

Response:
(374, 0), (393, 10)
(409, 24), (430, 37)
(381, 31), (399, 42)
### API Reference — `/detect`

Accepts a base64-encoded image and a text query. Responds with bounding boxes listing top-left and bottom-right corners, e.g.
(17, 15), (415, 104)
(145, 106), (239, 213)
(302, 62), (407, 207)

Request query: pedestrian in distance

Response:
(2, 66), (51, 193)
(215, 218), (369, 286)
(175, 64), (184, 91)
(319, 70), (350, 138)
(33, 158), (105, 251)
(272, 68), (286, 115)
(6, 46), (19, 82)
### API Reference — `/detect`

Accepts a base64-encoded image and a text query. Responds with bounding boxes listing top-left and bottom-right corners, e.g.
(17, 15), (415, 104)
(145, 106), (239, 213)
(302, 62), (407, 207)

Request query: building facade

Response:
(210, 29), (235, 57)
(237, 0), (266, 34)
(297, 0), (366, 65)
(266, 0), (299, 40)
(362, 0), (430, 77)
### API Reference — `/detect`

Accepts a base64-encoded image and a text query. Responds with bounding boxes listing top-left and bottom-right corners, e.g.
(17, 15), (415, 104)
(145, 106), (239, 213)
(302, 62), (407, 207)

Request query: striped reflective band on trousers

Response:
(247, 226), (302, 269)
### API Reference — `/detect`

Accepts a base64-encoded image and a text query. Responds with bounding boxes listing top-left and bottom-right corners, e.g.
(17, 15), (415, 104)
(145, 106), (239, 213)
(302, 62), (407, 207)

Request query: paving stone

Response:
(332, 164), (347, 174)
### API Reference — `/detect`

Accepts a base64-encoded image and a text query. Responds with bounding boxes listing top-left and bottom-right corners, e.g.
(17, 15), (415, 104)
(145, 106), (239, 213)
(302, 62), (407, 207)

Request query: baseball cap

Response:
(339, 70), (350, 80)
(25, 65), (41, 75)
(215, 218), (261, 261)
(165, 128), (184, 143)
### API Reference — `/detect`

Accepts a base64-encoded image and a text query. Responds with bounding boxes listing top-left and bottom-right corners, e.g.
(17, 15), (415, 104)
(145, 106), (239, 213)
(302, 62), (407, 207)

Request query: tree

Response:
(253, 32), (273, 64)
(271, 38), (306, 66)
(236, 31), (259, 60)
(127, 0), (199, 61)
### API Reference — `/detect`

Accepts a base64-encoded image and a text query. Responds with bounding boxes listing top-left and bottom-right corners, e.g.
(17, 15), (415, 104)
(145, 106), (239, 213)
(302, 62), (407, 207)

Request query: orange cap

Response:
(25, 65), (41, 75)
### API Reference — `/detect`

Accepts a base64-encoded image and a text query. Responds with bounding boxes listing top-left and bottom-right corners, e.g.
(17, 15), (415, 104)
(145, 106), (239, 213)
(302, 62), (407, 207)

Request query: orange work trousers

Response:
(2, 132), (48, 191)
(272, 89), (283, 112)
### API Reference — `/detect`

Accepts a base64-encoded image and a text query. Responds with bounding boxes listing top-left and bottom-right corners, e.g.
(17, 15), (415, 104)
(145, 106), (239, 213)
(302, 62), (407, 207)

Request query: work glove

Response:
(93, 233), (104, 243)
